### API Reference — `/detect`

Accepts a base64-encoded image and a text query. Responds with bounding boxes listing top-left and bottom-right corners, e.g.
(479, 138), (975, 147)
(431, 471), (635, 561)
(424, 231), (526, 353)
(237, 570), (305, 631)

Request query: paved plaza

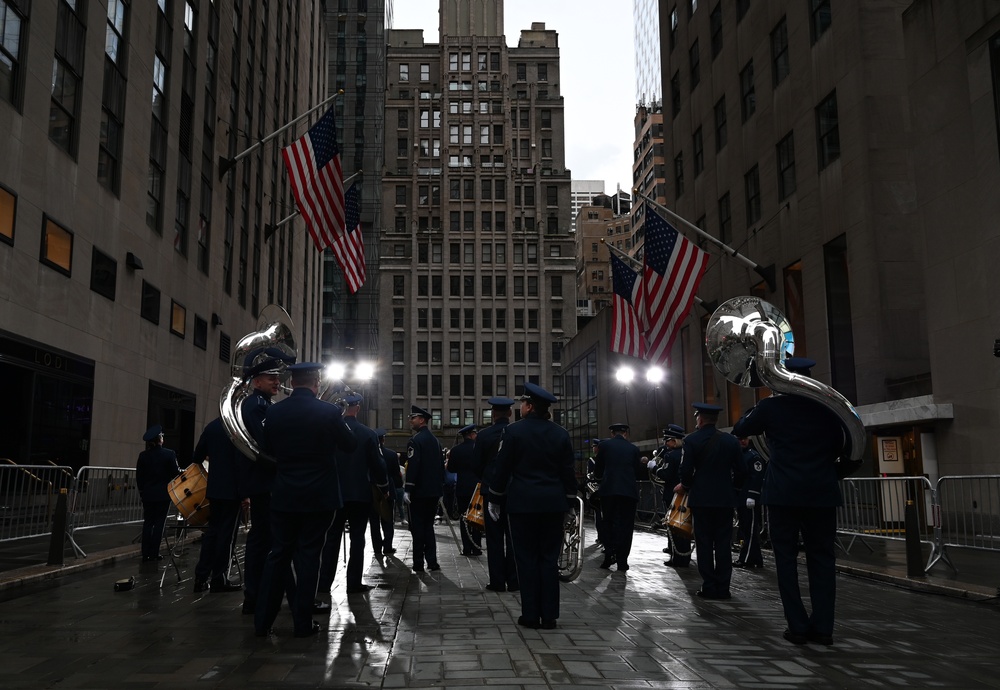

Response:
(0, 520), (998, 689)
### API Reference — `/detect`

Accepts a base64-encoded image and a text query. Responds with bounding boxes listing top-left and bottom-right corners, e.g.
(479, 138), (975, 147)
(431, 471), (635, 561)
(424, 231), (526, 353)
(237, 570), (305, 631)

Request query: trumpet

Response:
(646, 448), (666, 485)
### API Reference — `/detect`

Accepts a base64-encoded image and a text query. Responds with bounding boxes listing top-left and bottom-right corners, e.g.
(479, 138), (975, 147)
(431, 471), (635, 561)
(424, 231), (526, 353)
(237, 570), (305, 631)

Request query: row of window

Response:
(394, 370), (558, 404)
(392, 213), (561, 235)
(398, 56), (549, 82)
(395, 182), (560, 206)
(405, 108), (554, 129)
(399, 306), (565, 331)
(400, 274), (565, 298)
(408, 340), (552, 365)
(673, 91), (840, 234)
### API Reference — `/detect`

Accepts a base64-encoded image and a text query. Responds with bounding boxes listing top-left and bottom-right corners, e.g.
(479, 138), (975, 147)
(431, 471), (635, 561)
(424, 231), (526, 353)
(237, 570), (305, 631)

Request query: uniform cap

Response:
(344, 392), (364, 406)
(458, 424), (477, 435)
(487, 396), (516, 407)
(373, 428), (387, 437)
(663, 424), (686, 439)
(692, 402), (723, 414)
(244, 347), (295, 378)
(142, 424), (163, 442)
(409, 404), (432, 419)
(519, 382), (558, 404)
(608, 422), (630, 432)
(287, 362), (325, 374)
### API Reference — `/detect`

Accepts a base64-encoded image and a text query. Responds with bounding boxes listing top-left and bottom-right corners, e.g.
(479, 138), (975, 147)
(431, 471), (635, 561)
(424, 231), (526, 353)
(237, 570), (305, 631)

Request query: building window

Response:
(51, 0), (86, 155)
(193, 315), (207, 350)
(783, 261), (807, 357)
(776, 131), (796, 200)
(824, 234), (856, 402)
(420, 63), (429, 80)
(693, 128), (704, 176)
(771, 17), (789, 87)
(669, 7), (678, 50)
(991, 34), (1000, 162)
(718, 193), (731, 245)
(99, 0), (130, 194)
(710, 3), (723, 58)
(714, 96), (727, 151)
(671, 71), (681, 118)
(551, 275), (563, 297)
(737, 0), (750, 22)
(0, 0), (26, 108)
(810, 0), (832, 44)
(0, 183), (15, 245)
(744, 165), (761, 225)
(516, 63), (526, 81)
(674, 152), (684, 197)
(538, 63), (548, 81)
(170, 300), (186, 338)
(740, 60), (755, 122)
(393, 275), (405, 296)
(40, 216), (73, 275)
(399, 63), (408, 81)
(689, 39), (700, 88)
(141, 280), (160, 324)
(90, 247), (117, 301)
(816, 91), (840, 169)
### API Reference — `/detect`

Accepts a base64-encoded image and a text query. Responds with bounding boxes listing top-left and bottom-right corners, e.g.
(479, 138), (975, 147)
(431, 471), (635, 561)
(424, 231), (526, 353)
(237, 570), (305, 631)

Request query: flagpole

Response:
(218, 90), (346, 181)
(265, 171), (364, 239)
(601, 237), (716, 313)
(633, 191), (776, 292)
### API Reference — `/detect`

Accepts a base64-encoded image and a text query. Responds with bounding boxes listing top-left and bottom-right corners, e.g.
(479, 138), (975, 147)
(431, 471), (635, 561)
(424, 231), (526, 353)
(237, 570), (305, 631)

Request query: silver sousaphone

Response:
(704, 296), (865, 464)
(220, 305), (297, 461)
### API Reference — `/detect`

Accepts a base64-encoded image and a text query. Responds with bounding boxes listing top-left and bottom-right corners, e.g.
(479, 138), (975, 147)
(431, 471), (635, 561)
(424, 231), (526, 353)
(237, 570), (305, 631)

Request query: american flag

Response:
(642, 204), (710, 364)
(331, 182), (366, 293)
(610, 253), (646, 359)
(282, 106), (344, 251)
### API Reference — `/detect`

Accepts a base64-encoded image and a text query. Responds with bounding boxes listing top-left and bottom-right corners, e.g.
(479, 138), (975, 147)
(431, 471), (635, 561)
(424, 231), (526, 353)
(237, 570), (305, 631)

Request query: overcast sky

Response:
(389, 0), (636, 195)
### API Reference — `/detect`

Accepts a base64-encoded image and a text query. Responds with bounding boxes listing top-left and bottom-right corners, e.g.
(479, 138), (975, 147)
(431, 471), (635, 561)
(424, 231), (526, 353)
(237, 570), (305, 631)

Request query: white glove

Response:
(487, 502), (500, 522)
(746, 497), (756, 509)
(647, 459), (657, 470)
(403, 492), (411, 505)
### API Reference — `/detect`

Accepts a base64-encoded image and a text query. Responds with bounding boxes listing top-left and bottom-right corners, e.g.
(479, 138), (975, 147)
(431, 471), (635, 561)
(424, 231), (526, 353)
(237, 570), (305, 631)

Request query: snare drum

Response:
(666, 491), (693, 539)
(167, 463), (211, 527)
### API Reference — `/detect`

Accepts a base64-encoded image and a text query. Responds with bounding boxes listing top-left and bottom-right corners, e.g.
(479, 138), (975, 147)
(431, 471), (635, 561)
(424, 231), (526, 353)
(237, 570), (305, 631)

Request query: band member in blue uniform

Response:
(371, 428), (401, 555)
(488, 383), (576, 630)
(254, 362), (357, 638)
(587, 439), (608, 549)
(135, 424), (180, 561)
(404, 405), (444, 572)
(192, 417), (243, 593)
(594, 423), (645, 572)
(474, 397), (519, 592)
(447, 424), (482, 556)
(318, 392), (389, 597)
(675, 403), (745, 600)
(654, 425), (691, 567)
(734, 435), (767, 568)
(238, 346), (294, 614)
(732, 357), (846, 646)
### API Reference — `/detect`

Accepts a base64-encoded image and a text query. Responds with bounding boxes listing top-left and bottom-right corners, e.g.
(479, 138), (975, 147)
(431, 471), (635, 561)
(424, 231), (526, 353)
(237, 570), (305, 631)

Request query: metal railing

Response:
(0, 464), (75, 543)
(929, 475), (1000, 572)
(66, 466), (144, 557)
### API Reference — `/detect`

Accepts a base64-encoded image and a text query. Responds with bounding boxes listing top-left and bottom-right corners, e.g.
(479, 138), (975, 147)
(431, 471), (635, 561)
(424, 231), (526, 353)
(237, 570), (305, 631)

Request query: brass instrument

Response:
(646, 447), (666, 485)
(558, 495), (585, 582)
(220, 305), (296, 461)
(705, 296), (866, 464)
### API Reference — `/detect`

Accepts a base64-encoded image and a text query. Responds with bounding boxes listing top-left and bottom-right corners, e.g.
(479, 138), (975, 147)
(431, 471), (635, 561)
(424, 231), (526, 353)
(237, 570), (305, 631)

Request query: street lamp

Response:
(615, 366), (635, 426)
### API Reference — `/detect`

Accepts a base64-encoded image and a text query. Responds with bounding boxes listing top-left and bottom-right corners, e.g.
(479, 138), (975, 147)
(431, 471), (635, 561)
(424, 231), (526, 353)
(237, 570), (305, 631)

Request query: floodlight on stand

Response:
(615, 366), (635, 384)
(355, 361), (376, 381)
(646, 366), (665, 385)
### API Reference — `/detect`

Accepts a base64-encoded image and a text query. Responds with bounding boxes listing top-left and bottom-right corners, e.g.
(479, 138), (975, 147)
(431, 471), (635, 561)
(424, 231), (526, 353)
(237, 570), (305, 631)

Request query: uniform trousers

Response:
(243, 492), (272, 607)
(691, 506), (735, 596)
(408, 497), (440, 568)
(318, 500), (371, 591)
(600, 495), (637, 567)
(508, 512), (563, 624)
(255, 508), (335, 635)
(141, 500), (170, 559)
(194, 498), (241, 583)
(736, 502), (764, 566)
(484, 504), (518, 589)
(369, 496), (395, 554)
(768, 505), (837, 636)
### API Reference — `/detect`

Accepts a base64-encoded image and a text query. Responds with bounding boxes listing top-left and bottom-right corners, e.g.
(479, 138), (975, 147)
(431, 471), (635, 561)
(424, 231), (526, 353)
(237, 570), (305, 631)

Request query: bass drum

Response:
(167, 463), (211, 527)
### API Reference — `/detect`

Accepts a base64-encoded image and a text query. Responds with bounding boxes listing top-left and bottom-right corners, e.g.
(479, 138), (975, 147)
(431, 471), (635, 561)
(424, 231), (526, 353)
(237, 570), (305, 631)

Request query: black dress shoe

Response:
(242, 600), (256, 615)
(293, 621), (321, 638)
(254, 627), (274, 637)
(662, 547), (671, 554)
(539, 619), (557, 630)
(783, 629), (808, 645)
(807, 630), (834, 646)
(193, 580), (209, 593)
(383, 547), (396, 555)
(428, 562), (441, 571)
(517, 616), (539, 629)
(717, 590), (732, 599)
(695, 589), (718, 599)
(618, 564), (629, 572)
(312, 601), (332, 613)
(143, 555), (164, 562)
(599, 556), (616, 569)
(507, 584), (519, 592)
(664, 560), (690, 568)
(346, 584), (373, 594)
(210, 579), (242, 593)
(485, 583), (505, 592)
(412, 565), (424, 573)
(471, 548), (483, 556)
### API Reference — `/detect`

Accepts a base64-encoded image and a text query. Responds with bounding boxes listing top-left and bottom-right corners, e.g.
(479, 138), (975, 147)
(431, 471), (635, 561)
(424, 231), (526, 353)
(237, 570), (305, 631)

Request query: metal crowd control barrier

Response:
(66, 466), (143, 558)
(929, 475), (1000, 573)
(0, 464), (75, 543)
(836, 476), (936, 570)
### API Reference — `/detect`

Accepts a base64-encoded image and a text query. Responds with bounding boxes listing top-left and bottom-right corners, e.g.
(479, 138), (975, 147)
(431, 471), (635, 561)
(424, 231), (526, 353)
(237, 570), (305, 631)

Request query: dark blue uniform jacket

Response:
(260, 387), (357, 512)
(193, 417), (242, 500)
(738, 447), (766, 503)
(404, 426), (444, 499)
(594, 435), (644, 500)
(473, 418), (508, 493)
(336, 417), (388, 503)
(447, 438), (479, 497)
(239, 390), (276, 496)
(382, 446), (403, 488)
(136, 446), (180, 502)
(732, 394), (845, 507)
(679, 424), (745, 508)
(488, 412), (576, 514)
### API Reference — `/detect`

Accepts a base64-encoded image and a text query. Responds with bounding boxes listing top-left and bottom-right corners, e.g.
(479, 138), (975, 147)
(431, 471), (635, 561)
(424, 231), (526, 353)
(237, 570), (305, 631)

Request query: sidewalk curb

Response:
(0, 544), (141, 595)
(836, 562), (998, 603)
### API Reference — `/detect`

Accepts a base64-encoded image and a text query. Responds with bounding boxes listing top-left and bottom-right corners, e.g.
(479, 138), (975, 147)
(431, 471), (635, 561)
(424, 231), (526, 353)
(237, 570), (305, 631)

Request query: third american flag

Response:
(642, 204), (710, 364)
(331, 182), (366, 293)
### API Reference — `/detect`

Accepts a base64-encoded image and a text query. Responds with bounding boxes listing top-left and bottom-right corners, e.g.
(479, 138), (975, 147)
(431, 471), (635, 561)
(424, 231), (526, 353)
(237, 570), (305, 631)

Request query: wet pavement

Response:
(0, 518), (998, 689)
